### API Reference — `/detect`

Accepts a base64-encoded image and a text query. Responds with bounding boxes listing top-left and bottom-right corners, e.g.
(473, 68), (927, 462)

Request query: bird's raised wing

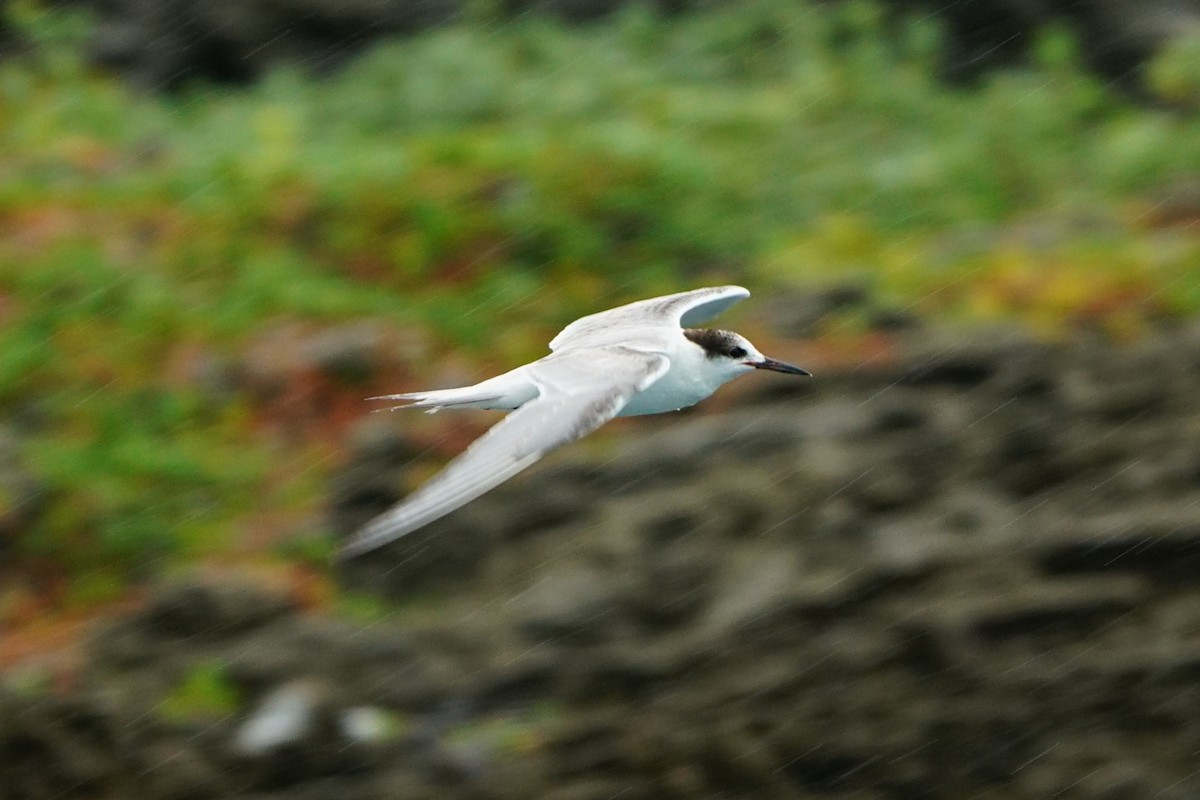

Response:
(339, 348), (670, 558)
(548, 285), (750, 352)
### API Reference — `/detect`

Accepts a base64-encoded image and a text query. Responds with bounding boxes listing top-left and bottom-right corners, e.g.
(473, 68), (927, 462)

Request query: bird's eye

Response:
(728, 346), (748, 359)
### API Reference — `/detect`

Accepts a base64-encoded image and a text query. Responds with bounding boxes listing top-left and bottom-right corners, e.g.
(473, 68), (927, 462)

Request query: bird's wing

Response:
(548, 285), (750, 352)
(339, 348), (671, 558)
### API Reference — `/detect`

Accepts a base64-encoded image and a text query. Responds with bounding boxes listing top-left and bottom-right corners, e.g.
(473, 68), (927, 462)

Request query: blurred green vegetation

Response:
(158, 660), (240, 721)
(1, 0), (1198, 592)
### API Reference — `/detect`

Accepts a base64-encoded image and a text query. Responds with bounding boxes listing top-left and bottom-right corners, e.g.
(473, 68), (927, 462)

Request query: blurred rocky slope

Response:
(5, 323), (1200, 799)
(28, 0), (1200, 90)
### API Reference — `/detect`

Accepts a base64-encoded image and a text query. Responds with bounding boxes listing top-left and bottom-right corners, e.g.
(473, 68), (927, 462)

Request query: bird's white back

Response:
(548, 285), (749, 353)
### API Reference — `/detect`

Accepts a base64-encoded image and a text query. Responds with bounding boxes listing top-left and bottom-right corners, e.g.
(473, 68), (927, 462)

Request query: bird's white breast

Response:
(616, 336), (725, 416)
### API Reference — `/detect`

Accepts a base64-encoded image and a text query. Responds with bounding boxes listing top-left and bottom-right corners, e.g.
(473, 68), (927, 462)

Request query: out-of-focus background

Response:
(2, 0), (1200, 797)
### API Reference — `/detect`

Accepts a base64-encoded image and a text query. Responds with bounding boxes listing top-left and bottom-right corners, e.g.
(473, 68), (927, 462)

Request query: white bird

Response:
(341, 285), (809, 558)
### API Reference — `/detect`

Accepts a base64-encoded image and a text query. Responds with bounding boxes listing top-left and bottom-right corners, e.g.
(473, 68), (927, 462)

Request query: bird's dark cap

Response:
(683, 328), (745, 359)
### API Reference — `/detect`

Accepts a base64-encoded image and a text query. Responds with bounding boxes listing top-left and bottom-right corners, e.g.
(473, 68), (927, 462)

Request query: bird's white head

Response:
(683, 328), (811, 387)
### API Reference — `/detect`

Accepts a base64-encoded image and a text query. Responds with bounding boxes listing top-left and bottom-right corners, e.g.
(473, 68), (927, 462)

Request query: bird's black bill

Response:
(753, 358), (811, 376)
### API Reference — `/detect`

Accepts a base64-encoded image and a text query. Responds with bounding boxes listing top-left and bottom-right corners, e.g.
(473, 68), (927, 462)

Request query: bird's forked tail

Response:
(367, 386), (506, 414)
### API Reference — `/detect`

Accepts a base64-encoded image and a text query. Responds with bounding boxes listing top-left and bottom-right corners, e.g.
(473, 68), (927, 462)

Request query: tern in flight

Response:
(341, 285), (809, 557)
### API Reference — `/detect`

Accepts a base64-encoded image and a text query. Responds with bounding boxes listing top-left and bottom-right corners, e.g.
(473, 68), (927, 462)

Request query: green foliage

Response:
(23, 389), (263, 569)
(158, 661), (240, 722)
(1, 0), (1198, 586)
(333, 590), (449, 625)
(1147, 29), (1200, 107)
(334, 591), (403, 624)
(1, 666), (53, 698)
(273, 531), (336, 566)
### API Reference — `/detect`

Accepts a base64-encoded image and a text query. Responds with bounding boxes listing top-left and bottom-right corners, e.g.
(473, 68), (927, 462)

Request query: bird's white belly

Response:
(617, 363), (711, 416)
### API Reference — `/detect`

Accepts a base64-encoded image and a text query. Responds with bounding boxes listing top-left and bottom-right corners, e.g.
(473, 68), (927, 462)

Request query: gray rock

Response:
(85, 0), (462, 90)
(698, 548), (807, 635)
(15, 325), (1200, 798)
(0, 691), (126, 799)
(304, 322), (388, 384)
(541, 778), (654, 800)
(512, 561), (628, 642)
(1036, 510), (1200, 584)
(1078, 763), (1151, 800)
(235, 679), (323, 755)
(762, 283), (870, 338)
(136, 737), (228, 800)
(966, 578), (1146, 640)
(19, 0), (1188, 99)
(136, 580), (294, 641)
